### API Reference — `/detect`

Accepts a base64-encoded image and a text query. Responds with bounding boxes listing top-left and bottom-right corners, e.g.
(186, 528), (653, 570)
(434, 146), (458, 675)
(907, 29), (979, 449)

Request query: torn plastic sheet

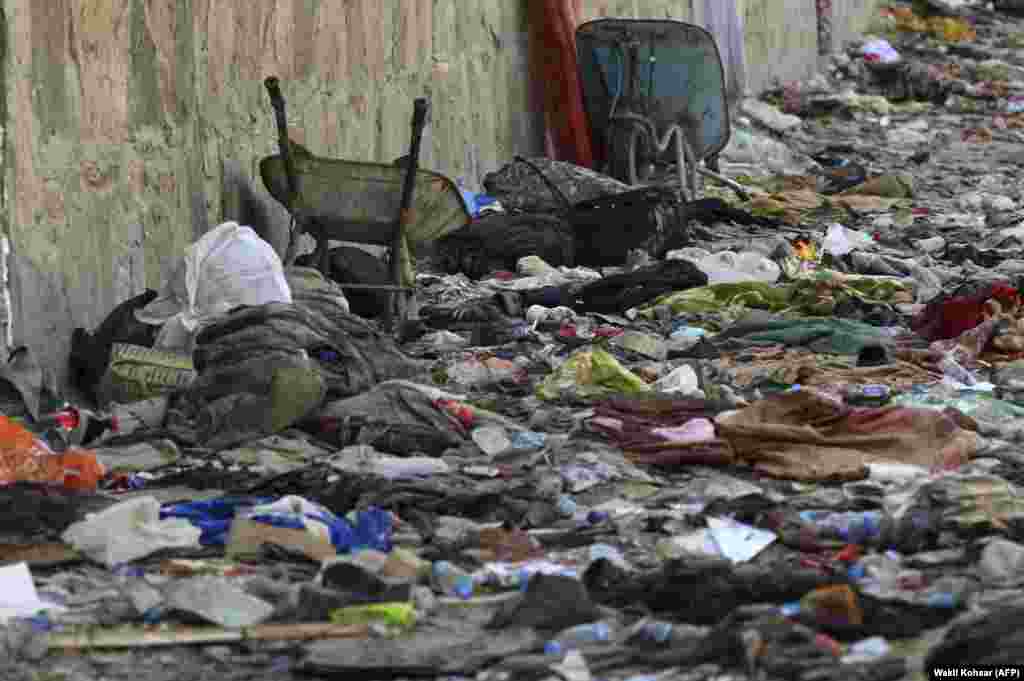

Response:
(661, 518), (777, 564)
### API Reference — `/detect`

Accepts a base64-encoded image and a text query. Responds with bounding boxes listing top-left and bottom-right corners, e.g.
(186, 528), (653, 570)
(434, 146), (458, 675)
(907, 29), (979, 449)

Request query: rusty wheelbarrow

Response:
(260, 77), (471, 328)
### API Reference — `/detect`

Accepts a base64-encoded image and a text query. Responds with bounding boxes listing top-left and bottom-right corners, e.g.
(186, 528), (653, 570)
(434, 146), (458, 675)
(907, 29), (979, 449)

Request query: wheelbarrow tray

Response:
(260, 146), (471, 250)
(576, 18), (732, 164)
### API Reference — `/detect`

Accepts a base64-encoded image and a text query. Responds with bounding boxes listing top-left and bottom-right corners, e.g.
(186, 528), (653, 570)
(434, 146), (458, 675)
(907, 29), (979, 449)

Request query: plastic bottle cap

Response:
(781, 602), (801, 617)
(558, 496), (578, 517)
(454, 581), (474, 599)
(927, 592), (956, 609)
(544, 641), (562, 656)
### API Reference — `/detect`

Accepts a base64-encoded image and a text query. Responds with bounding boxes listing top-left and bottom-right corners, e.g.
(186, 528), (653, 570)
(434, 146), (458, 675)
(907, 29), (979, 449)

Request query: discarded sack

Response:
(437, 212), (576, 280)
(95, 344), (197, 408)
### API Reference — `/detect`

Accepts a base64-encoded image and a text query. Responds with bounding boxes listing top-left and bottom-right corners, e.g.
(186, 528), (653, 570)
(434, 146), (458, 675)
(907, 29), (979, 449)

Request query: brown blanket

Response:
(717, 390), (978, 481)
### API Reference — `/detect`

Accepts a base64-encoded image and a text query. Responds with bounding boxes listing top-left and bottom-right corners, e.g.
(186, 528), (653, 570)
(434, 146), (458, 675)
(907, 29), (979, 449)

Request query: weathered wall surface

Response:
(1, 0), (881, 383)
(3, 0), (206, 384)
(832, 0), (885, 51)
(742, 0), (822, 93)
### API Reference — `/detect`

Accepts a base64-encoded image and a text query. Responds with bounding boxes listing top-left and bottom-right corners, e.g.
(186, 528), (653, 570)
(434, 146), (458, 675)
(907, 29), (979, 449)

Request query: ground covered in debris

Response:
(5, 3), (1024, 681)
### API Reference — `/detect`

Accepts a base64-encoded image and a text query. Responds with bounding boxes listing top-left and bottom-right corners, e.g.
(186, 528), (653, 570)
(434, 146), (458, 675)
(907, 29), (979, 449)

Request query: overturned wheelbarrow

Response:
(260, 77), (471, 329)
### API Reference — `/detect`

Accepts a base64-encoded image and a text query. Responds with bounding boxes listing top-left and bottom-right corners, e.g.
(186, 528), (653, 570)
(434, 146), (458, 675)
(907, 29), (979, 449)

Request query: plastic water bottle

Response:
(799, 510), (885, 546)
(842, 636), (892, 663)
(634, 620), (707, 646)
(431, 561), (475, 600)
(544, 620), (622, 655)
(843, 384), (891, 406)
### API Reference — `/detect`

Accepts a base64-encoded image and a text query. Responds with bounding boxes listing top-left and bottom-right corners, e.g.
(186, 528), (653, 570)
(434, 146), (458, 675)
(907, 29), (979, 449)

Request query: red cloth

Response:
(912, 283), (1020, 341)
(529, 0), (595, 168)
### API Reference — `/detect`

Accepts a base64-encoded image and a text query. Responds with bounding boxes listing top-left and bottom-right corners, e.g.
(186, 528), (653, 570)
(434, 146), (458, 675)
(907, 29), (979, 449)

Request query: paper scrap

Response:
(0, 562), (65, 622)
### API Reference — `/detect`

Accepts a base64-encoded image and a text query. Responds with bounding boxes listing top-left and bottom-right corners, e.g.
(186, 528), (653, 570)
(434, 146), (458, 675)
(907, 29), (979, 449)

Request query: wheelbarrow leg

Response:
(696, 166), (750, 202)
(386, 97), (430, 333)
(314, 223), (331, 277)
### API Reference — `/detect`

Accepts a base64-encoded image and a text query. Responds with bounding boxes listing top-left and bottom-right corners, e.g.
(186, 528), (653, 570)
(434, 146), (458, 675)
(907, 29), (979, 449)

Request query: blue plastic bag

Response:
(160, 495), (392, 554)
(160, 497), (274, 546)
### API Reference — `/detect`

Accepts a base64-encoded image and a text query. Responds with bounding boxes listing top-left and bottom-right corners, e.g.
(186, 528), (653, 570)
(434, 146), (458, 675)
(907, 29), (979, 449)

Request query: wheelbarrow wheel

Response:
(608, 123), (653, 186)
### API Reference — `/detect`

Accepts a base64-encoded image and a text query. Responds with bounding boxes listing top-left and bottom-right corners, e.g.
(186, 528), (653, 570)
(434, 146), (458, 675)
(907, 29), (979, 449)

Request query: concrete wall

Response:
(833, 0), (886, 52)
(0, 0), (882, 383)
(742, 0), (822, 93)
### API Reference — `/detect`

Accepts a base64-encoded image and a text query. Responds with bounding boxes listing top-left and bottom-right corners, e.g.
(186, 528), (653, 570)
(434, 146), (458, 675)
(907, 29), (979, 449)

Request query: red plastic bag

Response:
(0, 415), (104, 491)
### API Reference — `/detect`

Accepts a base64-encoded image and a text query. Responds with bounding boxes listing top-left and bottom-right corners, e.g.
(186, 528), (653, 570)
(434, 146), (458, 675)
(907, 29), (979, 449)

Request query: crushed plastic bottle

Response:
(544, 620), (623, 655)
(799, 510), (886, 546)
(842, 636), (892, 664)
(632, 619), (708, 646)
(843, 384), (892, 406)
(431, 561), (475, 600)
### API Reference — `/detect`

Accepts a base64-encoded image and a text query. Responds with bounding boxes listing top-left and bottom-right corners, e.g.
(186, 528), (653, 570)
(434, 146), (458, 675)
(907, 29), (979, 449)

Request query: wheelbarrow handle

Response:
(264, 76), (299, 200)
(411, 98), (430, 132)
(265, 76), (285, 113)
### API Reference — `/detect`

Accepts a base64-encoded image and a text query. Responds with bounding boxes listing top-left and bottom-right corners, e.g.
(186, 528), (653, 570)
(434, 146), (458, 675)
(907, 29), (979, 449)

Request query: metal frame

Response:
(263, 77), (429, 330)
(576, 18), (748, 201)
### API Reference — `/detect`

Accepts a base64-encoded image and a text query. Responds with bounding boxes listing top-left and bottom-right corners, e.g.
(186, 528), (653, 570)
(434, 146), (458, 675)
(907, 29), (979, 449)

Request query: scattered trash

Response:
(9, 6), (1024, 679)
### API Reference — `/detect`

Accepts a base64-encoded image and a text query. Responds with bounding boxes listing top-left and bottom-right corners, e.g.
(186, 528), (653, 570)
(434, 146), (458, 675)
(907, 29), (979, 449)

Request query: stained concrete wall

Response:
(0, 0), (882, 383)
(833, 0), (886, 51)
(742, 0), (823, 93)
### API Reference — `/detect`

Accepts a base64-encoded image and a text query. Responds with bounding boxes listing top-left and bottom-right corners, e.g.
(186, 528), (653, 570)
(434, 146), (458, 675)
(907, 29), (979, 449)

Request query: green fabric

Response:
(724, 318), (891, 355)
(642, 282), (791, 319)
(537, 347), (650, 402)
(788, 272), (909, 314)
(640, 272), (910, 322)
(268, 366), (327, 434)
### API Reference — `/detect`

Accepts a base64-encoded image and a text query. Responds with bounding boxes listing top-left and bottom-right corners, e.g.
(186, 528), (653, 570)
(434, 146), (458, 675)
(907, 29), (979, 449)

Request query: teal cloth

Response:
(719, 317), (890, 355)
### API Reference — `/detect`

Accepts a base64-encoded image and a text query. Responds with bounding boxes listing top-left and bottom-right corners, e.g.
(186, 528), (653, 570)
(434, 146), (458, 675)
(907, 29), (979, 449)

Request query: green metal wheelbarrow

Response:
(260, 77), (471, 328)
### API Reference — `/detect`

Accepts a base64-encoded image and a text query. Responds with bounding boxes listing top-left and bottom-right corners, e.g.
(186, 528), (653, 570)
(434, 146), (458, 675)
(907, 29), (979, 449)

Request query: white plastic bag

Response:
(698, 251), (781, 284)
(184, 221), (292, 331)
(138, 222), (293, 351)
(823, 223), (874, 257)
(652, 365), (704, 396)
(62, 497), (201, 567)
(861, 39), (901, 64)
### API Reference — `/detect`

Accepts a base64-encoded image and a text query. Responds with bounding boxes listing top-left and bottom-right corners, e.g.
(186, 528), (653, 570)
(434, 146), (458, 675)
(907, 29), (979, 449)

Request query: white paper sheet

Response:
(0, 562), (65, 622)
(706, 517), (778, 564)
